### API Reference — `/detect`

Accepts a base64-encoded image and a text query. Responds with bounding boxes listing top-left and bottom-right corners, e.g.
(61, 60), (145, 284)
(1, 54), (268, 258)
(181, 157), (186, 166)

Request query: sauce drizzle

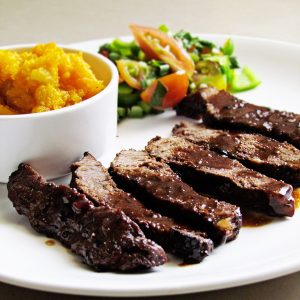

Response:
(242, 210), (273, 227)
(293, 188), (300, 209)
(45, 239), (55, 246)
(178, 261), (193, 267)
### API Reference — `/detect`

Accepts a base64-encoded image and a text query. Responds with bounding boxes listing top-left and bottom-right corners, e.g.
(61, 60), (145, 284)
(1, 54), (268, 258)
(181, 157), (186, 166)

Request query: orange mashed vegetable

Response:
(0, 43), (104, 114)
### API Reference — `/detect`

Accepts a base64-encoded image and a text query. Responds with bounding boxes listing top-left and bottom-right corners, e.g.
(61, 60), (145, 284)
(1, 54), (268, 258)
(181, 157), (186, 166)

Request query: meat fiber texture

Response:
(146, 136), (294, 217)
(7, 163), (167, 272)
(71, 152), (214, 262)
(175, 87), (300, 149)
(173, 122), (300, 186)
(109, 149), (242, 246)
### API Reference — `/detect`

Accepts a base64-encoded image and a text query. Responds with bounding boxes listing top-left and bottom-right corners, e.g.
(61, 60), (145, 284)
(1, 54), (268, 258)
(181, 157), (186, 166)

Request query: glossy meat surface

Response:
(109, 150), (242, 245)
(71, 153), (213, 262)
(173, 122), (300, 186)
(146, 136), (294, 217)
(176, 87), (300, 149)
(7, 163), (167, 271)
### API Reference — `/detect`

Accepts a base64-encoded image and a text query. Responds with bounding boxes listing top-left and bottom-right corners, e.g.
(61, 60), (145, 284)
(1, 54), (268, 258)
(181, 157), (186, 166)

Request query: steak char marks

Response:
(109, 149), (242, 246)
(71, 153), (213, 262)
(7, 164), (167, 272)
(146, 136), (294, 217)
(173, 122), (300, 186)
(175, 87), (300, 149)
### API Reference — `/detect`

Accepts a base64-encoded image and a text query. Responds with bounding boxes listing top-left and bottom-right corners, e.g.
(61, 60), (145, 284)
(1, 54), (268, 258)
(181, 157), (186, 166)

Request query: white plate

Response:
(0, 35), (300, 297)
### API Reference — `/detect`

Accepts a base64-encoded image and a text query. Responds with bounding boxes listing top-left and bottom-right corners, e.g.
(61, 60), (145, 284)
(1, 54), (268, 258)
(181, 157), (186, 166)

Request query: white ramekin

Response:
(0, 45), (118, 183)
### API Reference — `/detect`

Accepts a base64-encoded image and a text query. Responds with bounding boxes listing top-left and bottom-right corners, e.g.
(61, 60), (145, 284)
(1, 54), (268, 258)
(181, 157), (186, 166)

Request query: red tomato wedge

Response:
(130, 24), (195, 77)
(141, 72), (189, 109)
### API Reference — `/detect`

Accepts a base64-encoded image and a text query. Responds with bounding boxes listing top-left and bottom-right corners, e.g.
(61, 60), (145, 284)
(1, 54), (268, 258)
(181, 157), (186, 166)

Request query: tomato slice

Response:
(130, 24), (195, 77)
(116, 59), (151, 90)
(141, 72), (189, 109)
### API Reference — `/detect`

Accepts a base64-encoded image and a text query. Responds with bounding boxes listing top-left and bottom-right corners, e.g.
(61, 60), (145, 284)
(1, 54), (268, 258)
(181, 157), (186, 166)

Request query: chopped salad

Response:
(99, 24), (261, 120)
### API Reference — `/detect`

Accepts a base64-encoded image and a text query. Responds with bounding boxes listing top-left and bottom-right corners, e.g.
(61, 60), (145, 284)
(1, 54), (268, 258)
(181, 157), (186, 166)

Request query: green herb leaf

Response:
(199, 39), (216, 49)
(158, 24), (169, 33)
(100, 39), (142, 61)
(158, 64), (170, 76)
(221, 38), (234, 55)
(140, 79), (149, 89)
(190, 52), (200, 63)
(151, 80), (167, 107)
(148, 60), (163, 68)
(148, 60), (170, 77)
(229, 56), (239, 69)
(99, 43), (111, 52)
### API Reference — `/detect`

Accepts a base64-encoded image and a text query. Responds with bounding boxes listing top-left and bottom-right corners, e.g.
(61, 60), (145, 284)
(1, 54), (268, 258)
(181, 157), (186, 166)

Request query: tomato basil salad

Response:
(99, 24), (261, 120)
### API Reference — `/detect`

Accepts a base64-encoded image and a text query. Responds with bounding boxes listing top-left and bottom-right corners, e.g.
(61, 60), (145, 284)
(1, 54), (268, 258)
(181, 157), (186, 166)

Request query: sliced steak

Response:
(71, 153), (213, 262)
(175, 87), (300, 149)
(173, 122), (300, 186)
(7, 163), (167, 272)
(109, 149), (242, 246)
(146, 136), (294, 217)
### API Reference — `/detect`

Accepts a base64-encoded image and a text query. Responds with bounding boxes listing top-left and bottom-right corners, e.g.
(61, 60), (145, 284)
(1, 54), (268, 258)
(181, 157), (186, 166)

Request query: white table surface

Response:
(1, 0), (300, 299)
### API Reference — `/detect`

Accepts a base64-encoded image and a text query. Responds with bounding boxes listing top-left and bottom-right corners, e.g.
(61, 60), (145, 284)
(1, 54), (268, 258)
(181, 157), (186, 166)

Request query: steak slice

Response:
(146, 136), (294, 217)
(173, 122), (300, 186)
(175, 87), (300, 149)
(7, 163), (167, 272)
(71, 153), (213, 262)
(109, 149), (242, 246)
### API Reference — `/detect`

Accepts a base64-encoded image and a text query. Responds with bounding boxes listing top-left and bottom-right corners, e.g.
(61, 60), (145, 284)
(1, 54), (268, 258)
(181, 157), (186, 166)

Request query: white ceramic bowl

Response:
(0, 45), (118, 183)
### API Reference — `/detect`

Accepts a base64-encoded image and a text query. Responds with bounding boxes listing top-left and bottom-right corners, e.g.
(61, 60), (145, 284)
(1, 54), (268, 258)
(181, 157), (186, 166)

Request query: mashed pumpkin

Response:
(0, 43), (104, 114)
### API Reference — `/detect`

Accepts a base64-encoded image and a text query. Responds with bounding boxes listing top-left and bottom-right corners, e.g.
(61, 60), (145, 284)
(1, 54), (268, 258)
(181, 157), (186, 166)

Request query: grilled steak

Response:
(175, 87), (300, 149)
(146, 136), (294, 217)
(109, 149), (242, 245)
(7, 163), (167, 272)
(173, 122), (300, 186)
(71, 153), (213, 262)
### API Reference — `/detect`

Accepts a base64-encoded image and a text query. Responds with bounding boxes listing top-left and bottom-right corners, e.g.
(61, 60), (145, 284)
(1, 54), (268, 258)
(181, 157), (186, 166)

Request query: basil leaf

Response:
(229, 56), (239, 69)
(158, 64), (170, 76)
(148, 60), (170, 76)
(151, 81), (167, 107)
(199, 39), (216, 49)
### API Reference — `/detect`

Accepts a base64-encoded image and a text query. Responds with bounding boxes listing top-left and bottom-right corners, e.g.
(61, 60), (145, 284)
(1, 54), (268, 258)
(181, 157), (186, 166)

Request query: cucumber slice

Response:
(231, 67), (261, 92)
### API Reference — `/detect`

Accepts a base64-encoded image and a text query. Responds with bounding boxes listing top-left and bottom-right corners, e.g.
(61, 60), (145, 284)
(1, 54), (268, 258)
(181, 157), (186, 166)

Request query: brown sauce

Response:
(242, 210), (273, 227)
(45, 239), (55, 246)
(178, 261), (193, 267)
(293, 188), (300, 209)
(177, 147), (235, 170)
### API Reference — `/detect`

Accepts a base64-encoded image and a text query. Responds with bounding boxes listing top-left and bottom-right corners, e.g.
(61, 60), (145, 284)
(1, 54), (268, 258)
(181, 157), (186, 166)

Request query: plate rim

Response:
(69, 33), (300, 50)
(1, 256), (300, 297)
(1, 34), (300, 297)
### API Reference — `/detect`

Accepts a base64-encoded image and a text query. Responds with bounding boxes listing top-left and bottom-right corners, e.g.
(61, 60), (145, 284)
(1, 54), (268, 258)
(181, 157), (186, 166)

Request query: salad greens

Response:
(99, 25), (261, 121)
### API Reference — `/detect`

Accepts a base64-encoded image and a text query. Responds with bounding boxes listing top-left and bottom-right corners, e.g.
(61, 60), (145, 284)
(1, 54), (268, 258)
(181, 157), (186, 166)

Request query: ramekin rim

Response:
(0, 44), (119, 120)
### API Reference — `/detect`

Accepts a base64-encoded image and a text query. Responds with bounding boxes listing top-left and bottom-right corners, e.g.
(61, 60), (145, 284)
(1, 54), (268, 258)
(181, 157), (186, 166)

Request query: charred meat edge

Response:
(146, 136), (294, 217)
(109, 149), (242, 246)
(71, 152), (213, 262)
(172, 122), (300, 186)
(175, 87), (300, 149)
(7, 163), (167, 272)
